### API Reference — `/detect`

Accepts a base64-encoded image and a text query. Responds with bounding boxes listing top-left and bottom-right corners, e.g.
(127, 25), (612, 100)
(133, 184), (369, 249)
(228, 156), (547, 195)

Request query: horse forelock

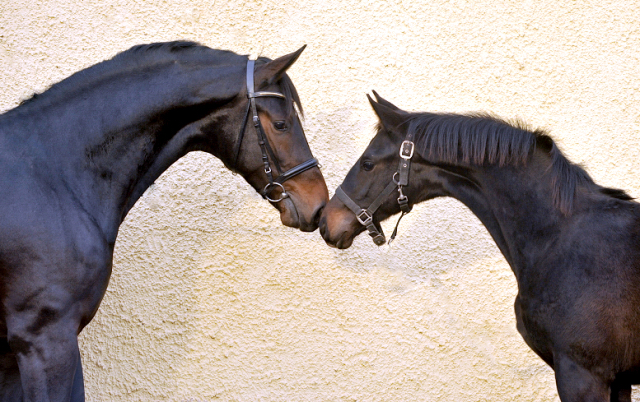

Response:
(403, 112), (624, 215)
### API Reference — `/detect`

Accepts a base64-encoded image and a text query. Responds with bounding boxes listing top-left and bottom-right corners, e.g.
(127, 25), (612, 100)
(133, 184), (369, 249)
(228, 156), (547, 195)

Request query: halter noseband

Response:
(233, 59), (319, 203)
(335, 132), (415, 246)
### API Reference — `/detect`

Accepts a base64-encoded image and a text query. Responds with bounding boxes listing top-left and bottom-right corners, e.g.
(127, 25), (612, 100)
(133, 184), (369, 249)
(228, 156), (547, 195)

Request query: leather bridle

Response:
(233, 59), (319, 203)
(335, 130), (415, 246)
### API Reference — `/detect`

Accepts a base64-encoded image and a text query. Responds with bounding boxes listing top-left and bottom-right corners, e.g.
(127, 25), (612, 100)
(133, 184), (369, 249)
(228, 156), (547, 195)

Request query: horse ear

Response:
(368, 93), (406, 130)
(254, 45), (306, 88)
(372, 90), (400, 110)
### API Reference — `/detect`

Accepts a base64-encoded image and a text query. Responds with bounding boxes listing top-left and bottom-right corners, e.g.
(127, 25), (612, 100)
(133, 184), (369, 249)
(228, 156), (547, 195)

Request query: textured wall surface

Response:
(1, 1), (640, 401)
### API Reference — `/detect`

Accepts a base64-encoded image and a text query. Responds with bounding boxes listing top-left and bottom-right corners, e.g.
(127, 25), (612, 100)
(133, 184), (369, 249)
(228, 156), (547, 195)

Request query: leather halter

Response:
(233, 59), (319, 202)
(335, 131), (415, 246)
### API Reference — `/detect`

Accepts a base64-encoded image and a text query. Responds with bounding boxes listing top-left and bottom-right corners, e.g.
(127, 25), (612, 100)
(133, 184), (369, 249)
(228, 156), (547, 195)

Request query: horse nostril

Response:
(318, 215), (327, 231)
(312, 203), (326, 227)
(319, 217), (331, 241)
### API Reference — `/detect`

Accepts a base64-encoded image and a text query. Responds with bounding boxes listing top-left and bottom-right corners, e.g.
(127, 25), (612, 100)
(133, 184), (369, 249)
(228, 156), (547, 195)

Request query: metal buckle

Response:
(400, 140), (414, 159)
(372, 233), (386, 246)
(356, 210), (373, 225)
(397, 186), (407, 203)
(263, 182), (288, 203)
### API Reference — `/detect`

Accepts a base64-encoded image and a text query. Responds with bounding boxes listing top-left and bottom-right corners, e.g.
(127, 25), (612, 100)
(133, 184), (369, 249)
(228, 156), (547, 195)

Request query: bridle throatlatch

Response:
(335, 132), (415, 246)
(233, 59), (319, 203)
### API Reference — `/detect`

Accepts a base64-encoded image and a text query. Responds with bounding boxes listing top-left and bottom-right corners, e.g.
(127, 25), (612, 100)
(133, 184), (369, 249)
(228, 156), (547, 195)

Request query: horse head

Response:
(187, 47), (329, 232)
(320, 92), (439, 248)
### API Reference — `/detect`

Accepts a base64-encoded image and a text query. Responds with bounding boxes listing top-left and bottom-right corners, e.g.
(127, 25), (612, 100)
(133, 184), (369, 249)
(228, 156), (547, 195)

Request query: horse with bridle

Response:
(0, 41), (328, 401)
(320, 92), (640, 402)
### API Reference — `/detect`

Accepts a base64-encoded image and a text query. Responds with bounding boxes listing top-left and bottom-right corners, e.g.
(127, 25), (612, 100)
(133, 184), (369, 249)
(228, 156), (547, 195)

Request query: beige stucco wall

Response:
(2, 1), (640, 401)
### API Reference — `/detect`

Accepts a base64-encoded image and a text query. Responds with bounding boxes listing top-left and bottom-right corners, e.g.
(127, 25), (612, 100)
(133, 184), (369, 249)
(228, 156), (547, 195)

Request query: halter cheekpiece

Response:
(234, 59), (319, 202)
(335, 129), (415, 246)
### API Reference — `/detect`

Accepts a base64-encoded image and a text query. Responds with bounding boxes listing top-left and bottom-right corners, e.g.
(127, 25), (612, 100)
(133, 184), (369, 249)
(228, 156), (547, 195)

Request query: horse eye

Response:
(362, 161), (375, 171)
(273, 121), (287, 131)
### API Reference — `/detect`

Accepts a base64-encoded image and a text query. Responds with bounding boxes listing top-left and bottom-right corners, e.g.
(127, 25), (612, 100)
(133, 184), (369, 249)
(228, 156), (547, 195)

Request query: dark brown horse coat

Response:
(0, 42), (328, 401)
(320, 93), (640, 402)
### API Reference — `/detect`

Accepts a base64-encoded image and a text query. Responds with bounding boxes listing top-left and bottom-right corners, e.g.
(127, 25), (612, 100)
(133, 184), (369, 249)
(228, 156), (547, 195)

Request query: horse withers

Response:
(0, 42), (328, 401)
(319, 92), (640, 402)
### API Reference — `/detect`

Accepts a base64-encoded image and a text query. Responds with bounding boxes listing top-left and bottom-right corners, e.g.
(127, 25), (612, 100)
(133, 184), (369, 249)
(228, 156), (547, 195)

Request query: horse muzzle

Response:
(275, 172), (328, 232)
(318, 197), (362, 249)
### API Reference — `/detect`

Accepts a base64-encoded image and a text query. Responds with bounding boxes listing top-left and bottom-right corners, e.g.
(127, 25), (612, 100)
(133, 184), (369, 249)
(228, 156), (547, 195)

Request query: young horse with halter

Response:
(0, 42), (328, 401)
(320, 92), (640, 402)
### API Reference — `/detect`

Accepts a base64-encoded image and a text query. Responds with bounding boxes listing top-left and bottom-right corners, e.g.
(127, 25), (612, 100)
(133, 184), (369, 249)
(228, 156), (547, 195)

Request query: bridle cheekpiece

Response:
(233, 59), (319, 203)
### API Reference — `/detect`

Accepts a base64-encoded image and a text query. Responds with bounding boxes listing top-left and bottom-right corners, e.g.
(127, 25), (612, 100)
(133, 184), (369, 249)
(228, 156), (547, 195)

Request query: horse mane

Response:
(18, 41), (226, 106)
(17, 41), (303, 116)
(406, 112), (632, 214)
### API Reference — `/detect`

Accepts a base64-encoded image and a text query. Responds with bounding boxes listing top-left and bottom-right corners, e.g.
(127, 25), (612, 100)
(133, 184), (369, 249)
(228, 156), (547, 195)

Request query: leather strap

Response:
(233, 102), (252, 167)
(235, 59), (318, 202)
(273, 158), (319, 185)
(335, 183), (396, 246)
(335, 129), (416, 245)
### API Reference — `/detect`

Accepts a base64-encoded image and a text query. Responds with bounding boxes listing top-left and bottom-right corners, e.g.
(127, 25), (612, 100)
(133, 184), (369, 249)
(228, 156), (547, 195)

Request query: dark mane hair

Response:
(18, 41), (303, 117)
(406, 112), (632, 214)
(19, 41), (231, 106)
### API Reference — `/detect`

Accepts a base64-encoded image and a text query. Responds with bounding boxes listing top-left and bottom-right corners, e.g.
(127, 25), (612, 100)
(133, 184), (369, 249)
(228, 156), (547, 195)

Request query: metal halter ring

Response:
(392, 172), (400, 185)
(263, 182), (289, 203)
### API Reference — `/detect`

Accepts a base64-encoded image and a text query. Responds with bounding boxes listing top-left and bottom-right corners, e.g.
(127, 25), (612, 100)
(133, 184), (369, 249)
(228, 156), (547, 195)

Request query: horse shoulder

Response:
(0, 167), (114, 311)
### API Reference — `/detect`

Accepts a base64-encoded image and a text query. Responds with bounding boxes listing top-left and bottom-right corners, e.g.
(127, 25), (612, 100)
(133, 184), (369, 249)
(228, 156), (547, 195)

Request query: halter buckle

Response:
(371, 233), (386, 246)
(356, 210), (373, 226)
(400, 140), (414, 159)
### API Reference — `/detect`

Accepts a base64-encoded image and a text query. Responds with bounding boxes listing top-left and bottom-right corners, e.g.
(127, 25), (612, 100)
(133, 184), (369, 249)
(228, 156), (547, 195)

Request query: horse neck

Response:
(20, 60), (243, 241)
(436, 151), (566, 278)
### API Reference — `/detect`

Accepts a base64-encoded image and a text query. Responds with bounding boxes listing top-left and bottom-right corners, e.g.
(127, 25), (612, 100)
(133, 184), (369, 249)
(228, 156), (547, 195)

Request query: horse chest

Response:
(513, 293), (560, 365)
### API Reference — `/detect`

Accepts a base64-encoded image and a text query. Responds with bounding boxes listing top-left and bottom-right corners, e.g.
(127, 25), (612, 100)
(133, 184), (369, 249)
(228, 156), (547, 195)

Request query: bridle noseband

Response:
(335, 131), (415, 246)
(233, 59), (319, 203)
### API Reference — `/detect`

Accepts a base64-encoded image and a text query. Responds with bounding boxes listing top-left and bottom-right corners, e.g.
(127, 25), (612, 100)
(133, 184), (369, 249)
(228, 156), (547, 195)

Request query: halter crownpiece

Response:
(234, 59), (319, 203)
(335, 131), (415, 246)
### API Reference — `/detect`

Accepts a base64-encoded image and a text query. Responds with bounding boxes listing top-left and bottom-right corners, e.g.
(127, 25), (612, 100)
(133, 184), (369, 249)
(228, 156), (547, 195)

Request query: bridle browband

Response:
(233, 59), (319, 203)
(335, 130), (415, 246)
